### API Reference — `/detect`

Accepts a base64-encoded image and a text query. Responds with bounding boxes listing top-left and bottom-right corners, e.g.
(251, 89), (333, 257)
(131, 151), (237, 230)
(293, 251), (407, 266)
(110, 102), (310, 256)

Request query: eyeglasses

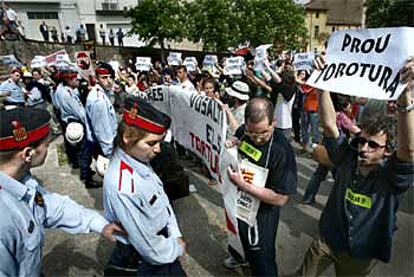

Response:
(245, 128), (272, 140)
(351, 136), (386, 151)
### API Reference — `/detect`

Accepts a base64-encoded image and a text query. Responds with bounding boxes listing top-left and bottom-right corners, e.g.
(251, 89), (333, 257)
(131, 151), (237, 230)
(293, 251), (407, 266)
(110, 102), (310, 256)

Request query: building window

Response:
(315, 11), (319, 19)
(314, 25), (319, 37)
(27, 12), (58, 20)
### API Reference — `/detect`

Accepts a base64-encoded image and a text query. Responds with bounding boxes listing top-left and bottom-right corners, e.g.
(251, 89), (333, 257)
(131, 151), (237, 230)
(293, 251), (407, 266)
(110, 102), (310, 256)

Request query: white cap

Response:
(65, 122), (84, 145)
(225, 81), (250, 101)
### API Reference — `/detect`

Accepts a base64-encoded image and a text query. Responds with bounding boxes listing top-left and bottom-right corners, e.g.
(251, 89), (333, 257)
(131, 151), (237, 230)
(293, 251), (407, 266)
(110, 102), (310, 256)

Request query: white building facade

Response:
(6, 0), (144, 47)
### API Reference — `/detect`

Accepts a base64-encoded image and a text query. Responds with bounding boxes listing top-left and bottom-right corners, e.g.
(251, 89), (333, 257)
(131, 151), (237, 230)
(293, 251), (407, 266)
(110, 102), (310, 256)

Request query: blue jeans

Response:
(301, 111), (320, 145)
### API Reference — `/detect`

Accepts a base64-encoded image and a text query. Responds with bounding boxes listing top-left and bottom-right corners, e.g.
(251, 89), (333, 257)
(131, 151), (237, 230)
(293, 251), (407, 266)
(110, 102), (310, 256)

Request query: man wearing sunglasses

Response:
(298, 57), (414, 276)
(226, 97), (297, 276)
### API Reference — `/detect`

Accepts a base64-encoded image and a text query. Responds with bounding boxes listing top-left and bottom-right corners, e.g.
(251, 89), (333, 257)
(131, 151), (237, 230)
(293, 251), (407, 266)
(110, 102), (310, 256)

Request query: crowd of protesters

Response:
(0, 39), (413, 277)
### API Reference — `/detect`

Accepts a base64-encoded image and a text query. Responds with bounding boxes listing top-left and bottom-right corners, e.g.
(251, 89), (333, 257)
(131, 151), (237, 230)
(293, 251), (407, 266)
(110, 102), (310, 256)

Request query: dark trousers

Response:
(105, 242), (185, 277)
(80, 140), (103, 180)
(303, 164), (334, 202)
(292, 107), (301, 143)
(238, 208), (279, 276)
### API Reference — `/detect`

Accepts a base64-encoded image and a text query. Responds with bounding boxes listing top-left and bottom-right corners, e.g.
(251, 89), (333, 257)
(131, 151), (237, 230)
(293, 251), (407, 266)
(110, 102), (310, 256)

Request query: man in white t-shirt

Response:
(176, 65), (196, 94)
(269, 69), (297, 139)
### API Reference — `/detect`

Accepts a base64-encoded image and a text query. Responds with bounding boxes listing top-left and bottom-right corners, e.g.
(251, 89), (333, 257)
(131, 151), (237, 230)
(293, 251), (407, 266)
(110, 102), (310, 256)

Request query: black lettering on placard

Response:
(368, 64), (382, 82)
(189, 94), (224, 127)
(189, 131), (220, 174)
(313, 62), (399, 96)
(341, 33), (391, 54)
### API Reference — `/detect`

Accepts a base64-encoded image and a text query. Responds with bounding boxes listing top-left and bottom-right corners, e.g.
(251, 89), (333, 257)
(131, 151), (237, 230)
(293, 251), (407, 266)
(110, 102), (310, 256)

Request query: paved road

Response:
(34, 136), (413, 276)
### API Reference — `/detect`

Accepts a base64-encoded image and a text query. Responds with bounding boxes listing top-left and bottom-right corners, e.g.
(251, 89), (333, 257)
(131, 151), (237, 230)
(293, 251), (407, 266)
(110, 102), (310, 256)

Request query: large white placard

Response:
(307, 27), (414, 100)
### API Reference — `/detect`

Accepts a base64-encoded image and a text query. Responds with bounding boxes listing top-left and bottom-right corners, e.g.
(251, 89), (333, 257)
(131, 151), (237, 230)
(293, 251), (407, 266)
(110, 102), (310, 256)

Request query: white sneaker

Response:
(223, 256), (249, 270)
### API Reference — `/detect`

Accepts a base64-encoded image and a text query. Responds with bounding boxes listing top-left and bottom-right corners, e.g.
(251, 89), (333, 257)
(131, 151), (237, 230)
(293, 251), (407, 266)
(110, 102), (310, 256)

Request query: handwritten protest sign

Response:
(224, 56), (245, 75)
(307, 27), (414, 100)
(253, 44), (272, 72)
(136, 57), (152, 71)
(183, 57), (198, 72)
(167, 52), (182, 66)
(293, 52), (315, 71)
(202, 55), (219, 76)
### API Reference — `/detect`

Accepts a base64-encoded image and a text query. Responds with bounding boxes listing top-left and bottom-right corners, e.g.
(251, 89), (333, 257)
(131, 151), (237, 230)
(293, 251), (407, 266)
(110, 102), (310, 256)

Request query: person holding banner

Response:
(298, 56), (414, 276)
(103, 97), (186, 276)
(226, 97), (297, 276)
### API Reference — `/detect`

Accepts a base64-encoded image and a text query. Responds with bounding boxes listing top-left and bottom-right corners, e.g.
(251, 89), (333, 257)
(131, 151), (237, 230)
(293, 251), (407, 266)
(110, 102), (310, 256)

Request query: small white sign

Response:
(135, 57), (152, 71)
(253, 44), (272, 71)
(224, 56), (245, 75)
(293, 52), (315, 71)
(307, 27), (414, 100)
(167, 52), (182, 66)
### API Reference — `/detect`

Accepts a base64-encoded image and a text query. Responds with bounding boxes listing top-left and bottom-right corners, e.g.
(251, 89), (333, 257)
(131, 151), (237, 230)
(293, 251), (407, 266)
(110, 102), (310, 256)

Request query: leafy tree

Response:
(184, 0), (240, 52)
(126, 0), (186, 61)
(186, 0), (308, 52)
(366, 0), (414, 27)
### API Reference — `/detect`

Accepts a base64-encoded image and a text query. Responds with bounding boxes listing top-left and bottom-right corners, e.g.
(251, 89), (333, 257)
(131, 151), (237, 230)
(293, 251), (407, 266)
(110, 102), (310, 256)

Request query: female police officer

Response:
(103, 97), (186, 276)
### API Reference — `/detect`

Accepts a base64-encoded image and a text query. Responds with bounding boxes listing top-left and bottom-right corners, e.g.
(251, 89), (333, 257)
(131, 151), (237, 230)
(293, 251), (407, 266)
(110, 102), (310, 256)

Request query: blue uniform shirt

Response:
(53, 84), (86, 124)
(103, 148), (184, 265)
(0, 78), (24, 104)
(0, 171), (108, 276)
(26, 86), (44, 107)
(85, 84), (118, 157)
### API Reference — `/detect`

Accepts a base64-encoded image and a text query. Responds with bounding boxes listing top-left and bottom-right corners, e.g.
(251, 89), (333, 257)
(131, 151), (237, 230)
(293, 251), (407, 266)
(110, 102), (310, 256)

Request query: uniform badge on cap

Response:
(129, 103), (138, 120)
(11, 121), (28, 142)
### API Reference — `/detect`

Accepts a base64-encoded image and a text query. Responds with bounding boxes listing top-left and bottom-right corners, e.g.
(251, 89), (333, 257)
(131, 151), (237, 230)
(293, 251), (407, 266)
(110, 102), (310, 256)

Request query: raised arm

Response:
(396, 57), (414, 162)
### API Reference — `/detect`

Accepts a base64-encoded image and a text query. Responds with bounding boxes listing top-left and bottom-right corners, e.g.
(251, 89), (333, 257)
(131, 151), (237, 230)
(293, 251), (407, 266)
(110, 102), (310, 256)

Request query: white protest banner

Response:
(224, 56), (245, 75)
(170, 87), (227, 180)
(167, 52), (182, 66)
(138, 85), (171, 115)
(0, 55), (22, 67)
(253, 44), (272, 72)
(293, 52), (315, 71)
(30, 56), (46, 69)
(138, 85), (244, 259)
(136, 57), (152, 71)
(45, 50), (67, 65)
(307, 27), (414, 100)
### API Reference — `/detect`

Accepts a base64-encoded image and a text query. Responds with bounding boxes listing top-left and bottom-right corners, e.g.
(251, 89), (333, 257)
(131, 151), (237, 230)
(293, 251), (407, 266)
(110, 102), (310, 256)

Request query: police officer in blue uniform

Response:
(103, 97), (186, 276)
(0, 108), (125, 276)
(53, 66), (100, 188)
(85, 63), (118, 159)
(0, 67), (25, 107)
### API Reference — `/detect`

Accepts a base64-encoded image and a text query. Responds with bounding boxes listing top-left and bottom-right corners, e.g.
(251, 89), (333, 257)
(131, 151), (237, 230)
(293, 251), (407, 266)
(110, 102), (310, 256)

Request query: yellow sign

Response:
(345, 188), (372, 209)
(240, 141), (262, 162)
